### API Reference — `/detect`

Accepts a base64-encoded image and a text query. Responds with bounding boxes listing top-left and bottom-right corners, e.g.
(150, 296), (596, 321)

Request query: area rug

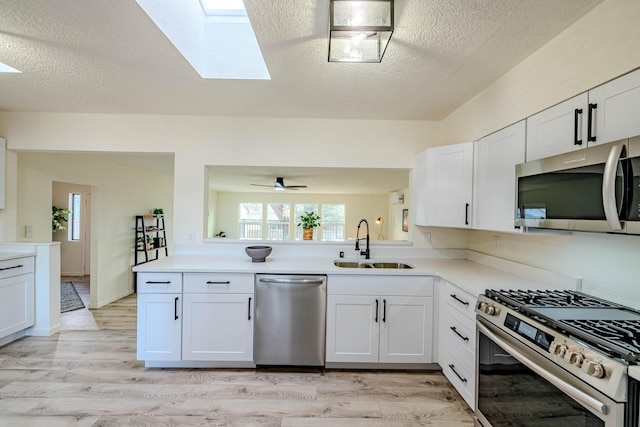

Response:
(61, 282), (85, 313)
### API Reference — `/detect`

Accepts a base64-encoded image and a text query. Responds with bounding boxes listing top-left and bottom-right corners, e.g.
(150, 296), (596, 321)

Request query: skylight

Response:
(0, 61), (21, 73)
(136, 0), (270, 80)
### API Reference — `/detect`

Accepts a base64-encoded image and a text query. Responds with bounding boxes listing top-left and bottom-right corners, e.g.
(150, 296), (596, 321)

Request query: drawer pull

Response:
(146, 281), (171, 284)
(0, 264), (24, 271)
(450, 294), (469, 306)
(450, 326), (469, 342)
(206, 281), (231, 285)
(449, 364), (467, 383)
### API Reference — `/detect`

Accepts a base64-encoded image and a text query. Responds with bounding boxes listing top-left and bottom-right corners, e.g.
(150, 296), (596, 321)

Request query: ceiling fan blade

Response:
(284, 185), (307, 189)
(250, 184), (273, 187)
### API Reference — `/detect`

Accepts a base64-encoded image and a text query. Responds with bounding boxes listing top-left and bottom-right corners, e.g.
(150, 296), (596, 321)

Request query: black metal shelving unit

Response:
(134, 214), (168, 266)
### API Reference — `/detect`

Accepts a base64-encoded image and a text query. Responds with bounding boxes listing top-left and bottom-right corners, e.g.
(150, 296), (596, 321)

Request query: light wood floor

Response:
(0, 277), (475, 426)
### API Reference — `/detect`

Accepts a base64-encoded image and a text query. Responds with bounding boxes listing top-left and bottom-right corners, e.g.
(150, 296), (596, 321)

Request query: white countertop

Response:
(133, 253), (579, 296)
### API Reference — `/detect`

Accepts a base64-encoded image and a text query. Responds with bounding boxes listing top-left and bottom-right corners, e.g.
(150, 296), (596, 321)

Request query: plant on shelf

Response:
(297, 211), (320, 240)
(137, 235), (154, 250)
(214, 231), (226, 238)
(152, 208), (164, 215)
(52, 206), (71, 232)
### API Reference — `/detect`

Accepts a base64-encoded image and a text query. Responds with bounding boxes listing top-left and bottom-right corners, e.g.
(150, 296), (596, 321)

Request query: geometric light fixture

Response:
(328, 0), (394, 63)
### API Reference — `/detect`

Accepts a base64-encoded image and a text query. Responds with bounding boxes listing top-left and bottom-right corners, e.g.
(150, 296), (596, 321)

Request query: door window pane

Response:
(267, 203), (290, 240)
(322, 204), (345, 241)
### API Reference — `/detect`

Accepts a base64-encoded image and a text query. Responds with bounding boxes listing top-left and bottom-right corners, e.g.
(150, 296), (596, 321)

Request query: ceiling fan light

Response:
(328, 0), (393, 63)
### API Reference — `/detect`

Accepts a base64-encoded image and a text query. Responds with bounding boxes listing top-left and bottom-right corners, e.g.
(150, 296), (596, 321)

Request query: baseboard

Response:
(27, 322), (61, 337)
(94, 289), (134, 309)
(0, 330), (27, 347)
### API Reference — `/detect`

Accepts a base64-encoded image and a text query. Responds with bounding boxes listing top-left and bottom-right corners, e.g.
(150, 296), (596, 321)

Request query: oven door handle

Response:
(477, 322), (610, 416)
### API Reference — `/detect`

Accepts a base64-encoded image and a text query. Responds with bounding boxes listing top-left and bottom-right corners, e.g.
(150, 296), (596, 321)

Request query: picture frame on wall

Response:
(402, 209), (408, 232)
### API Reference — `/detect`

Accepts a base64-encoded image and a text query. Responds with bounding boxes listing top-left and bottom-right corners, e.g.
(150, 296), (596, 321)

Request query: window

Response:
(266, 203), (290, 240)
(321, 204), (345, 241)
(239, 203), (262, 239)
(69, 193), (81, 241)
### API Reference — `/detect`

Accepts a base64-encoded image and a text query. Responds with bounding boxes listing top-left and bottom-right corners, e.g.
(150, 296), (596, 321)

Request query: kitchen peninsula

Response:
(134, 248), (578, 409)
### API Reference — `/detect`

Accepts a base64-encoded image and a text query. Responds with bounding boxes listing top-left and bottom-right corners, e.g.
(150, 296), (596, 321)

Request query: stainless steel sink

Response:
(333, 261), (373, 268)
(369, 262), (414, 269)
(333, 261), (413, 269)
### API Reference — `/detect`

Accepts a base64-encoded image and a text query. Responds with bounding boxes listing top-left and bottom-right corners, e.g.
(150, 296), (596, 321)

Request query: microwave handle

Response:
(602, 143), (624, 230)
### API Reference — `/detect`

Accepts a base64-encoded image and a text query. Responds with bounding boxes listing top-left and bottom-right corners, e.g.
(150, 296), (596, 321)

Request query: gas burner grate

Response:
(486, 289), (619, 309)
(560, 319), (640, 361)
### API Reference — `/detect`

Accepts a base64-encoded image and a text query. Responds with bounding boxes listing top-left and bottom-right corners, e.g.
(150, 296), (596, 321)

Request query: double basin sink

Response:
(334, 260), (414, 269)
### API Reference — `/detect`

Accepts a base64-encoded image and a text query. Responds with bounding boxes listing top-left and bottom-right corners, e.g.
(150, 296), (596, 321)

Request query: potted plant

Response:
(52, 206), (71, 232)
(137, 235), (154, 250)
(297, 211), (320, 240)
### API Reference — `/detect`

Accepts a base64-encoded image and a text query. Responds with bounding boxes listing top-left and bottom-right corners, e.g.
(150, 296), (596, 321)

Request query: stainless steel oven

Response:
(475, 290), (640, 427)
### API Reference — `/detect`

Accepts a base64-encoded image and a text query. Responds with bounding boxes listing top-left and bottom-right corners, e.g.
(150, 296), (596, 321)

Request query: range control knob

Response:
(580, 360), (606, 378)
(557, 344), (568, 357)
(549, 340), (561, 354)
(477, 302), (488, 311)
(563, 349), (576, 363)
(591, 363), (605, 378)
(484, 305), (496, 315)
(572, 353), (585, 368)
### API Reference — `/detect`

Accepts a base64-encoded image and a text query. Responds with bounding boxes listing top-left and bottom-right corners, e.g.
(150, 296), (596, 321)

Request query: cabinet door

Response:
(326, 295), (379, 363)
(473, 120), (526, 232)
(413, 149), (429, 226)
(137, 293), (182, 361)
(589, 68), (640, 145)
(182, 293), (253, 361)
(425, 142), (473, 227)
(0, 273), (34, 339)
(526, 93), (589, 161)
(379, 296), (432, 363)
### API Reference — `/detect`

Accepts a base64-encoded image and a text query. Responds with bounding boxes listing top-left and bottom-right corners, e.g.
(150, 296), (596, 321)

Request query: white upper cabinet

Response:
(473, 120), (526, 233)
(589, 68), (640, 145)
(423, 142), (473, 228)
(527, 69), (640, 161)
(526, 93), (589, 161)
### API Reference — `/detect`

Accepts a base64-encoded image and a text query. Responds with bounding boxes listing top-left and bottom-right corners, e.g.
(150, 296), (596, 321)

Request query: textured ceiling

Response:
(0, 0), (602, 120)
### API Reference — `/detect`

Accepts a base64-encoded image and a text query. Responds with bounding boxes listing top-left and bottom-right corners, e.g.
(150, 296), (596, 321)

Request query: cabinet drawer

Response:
(442, 307), (476, 357)
(440, 342), (475, 409)
(442, 280), (476, 319)
(184, 273), (254, 294)
(0, 256), (34, 280)
(137, 273), (182, 293)
(328, 275), (433, 296)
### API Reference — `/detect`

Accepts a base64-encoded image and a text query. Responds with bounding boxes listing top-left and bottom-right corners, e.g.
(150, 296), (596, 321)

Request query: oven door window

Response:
(478, 332), (606, 427)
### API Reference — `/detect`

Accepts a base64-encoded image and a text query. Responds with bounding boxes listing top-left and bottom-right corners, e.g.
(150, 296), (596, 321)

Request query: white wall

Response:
(17, 152), (174, 308)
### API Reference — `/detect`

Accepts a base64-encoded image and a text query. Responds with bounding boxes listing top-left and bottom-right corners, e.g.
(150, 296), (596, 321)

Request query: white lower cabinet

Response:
(136, 273), (182, 361)
(438, 279), (477, 408)
(181, 273), (254, 362)
(182, 293), (253, 361)
(326, 275), (434, 365)
(0, 256), (35, 341)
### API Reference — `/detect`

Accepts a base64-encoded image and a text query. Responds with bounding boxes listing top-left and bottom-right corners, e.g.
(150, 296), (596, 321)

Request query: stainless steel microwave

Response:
(515, 136), (640, 235)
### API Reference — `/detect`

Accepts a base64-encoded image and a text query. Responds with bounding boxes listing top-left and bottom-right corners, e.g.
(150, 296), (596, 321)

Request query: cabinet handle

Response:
(174, 297), (179, 320)
(450, 294), (469, 306)
(449, 364), (468, 383)
(146, 281), (171, 284)
(206, 281), (230, 285)
(383, 299), (387, 323)
(375, 299), (379, 323)
(587, 103), (597, 142)
(450, 326), (469, 342)
(0, 264), (23, 271)
(464, 203), (469, 225)
(574, 108), (583, 145)
(248, 297), (252, 321)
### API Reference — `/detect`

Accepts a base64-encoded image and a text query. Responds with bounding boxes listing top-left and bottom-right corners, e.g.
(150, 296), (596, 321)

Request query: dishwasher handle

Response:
(258, 277), (325, 285)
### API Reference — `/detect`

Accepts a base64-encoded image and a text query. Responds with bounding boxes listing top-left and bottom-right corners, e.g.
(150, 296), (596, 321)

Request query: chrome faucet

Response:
(355, 219), (370, 259)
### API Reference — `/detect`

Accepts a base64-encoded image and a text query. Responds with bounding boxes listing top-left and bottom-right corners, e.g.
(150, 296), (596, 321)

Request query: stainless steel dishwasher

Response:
(254, 274), (326, 366)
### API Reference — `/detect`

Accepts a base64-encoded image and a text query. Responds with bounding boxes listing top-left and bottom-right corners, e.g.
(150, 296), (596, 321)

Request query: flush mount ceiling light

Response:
(328, 0), (393, 63)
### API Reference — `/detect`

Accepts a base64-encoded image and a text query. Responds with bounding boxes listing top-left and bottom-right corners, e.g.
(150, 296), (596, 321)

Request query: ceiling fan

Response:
(250, 177), (307, 191)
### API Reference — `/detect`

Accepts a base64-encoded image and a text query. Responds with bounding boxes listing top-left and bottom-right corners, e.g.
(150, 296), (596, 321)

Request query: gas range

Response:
(476, 289), (640, 403)
(482, 289), (640, 364)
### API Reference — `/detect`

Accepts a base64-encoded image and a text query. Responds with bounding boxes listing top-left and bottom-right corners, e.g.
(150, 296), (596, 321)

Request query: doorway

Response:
(53, 182), (92, 308)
